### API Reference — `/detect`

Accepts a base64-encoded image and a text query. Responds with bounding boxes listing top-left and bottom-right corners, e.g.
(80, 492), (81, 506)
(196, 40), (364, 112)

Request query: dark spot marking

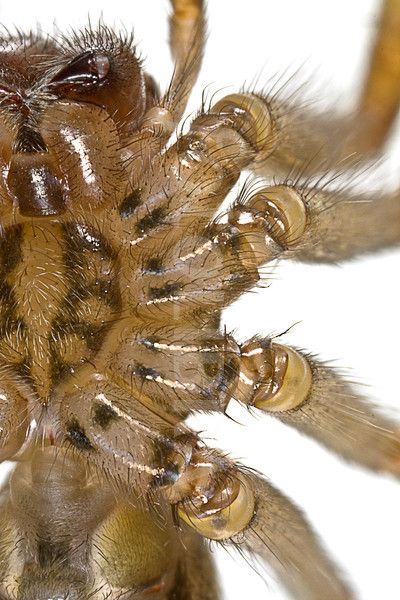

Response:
(119, 189), (141, 218)
(202, 355), (240, 405)
(143, 257), (164, 273)
(140, 336), (157, 350)
(222, 225), (241, 254)
(66, 419), (94, 451)
(136, 207), (165, 234)
(92, 401), (118, 429)
(133, 362), (158, 380)
(13, 359), (31, 380)
(90, 278), (120, 309)
(84, 324), (109, 352)
(0, 291), (20, 335)
(50, 321), (109, 356)
(153, 462), (180, 487)
(148, 282), (182, 301)
(0, 225), (23, 273)
(219, 356), (240, 387)
(50, 359), (74, 384)
(62, 277), (120, 311)
(0, 281), (13, 304)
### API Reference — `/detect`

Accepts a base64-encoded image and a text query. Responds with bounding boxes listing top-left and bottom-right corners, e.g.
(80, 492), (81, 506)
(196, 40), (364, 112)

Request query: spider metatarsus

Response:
(0, 0), (399, 599)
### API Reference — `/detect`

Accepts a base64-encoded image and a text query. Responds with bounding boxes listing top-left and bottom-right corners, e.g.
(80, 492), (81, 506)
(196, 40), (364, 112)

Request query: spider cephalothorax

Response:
(0, 1), (399, 599)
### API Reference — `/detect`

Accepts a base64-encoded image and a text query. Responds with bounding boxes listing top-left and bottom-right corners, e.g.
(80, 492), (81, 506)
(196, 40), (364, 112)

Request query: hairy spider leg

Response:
(123, 0), (205, 188)
(160, 443), (354, 600)
(355, 0), (400, 153)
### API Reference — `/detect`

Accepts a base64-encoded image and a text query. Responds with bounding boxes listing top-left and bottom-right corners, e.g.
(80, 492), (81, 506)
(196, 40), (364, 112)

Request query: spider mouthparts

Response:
(7, 153), (66, 217)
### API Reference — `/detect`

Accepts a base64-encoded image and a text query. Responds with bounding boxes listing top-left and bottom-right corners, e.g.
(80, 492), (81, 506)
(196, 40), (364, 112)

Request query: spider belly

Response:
(0, 216), (218, 597)
(0, 445), (217, 599)
(0, 1), (399, 599)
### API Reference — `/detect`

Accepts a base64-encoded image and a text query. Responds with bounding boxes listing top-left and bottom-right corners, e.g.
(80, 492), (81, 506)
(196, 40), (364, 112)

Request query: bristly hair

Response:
(0, 20), (139, 78)
(56, 20), (136, 56)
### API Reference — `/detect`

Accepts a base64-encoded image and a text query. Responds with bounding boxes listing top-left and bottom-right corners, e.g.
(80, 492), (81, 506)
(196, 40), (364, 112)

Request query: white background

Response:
(1, 1), (400, 599)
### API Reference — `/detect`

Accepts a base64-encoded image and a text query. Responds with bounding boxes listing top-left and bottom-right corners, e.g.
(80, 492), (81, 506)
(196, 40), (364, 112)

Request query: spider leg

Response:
(161, 444), (354, 600)
(113, 92), (264, 241)
(354, 0), (400, 154)
(247, 0), (400, 178)
(117, 90), (338, 246)
(54, 359), (194, 492)
(121, 178), (399, 322)
(123, 0), (205, 187)
(109, 149), (399, 328)
(166, 0), (205, 123)
(225, 181), (400, 263)
(98, 323), (241, 415)
(126, 221), (263, 321)
(229, 337), (400, 478)
(108, 93), (281, 315)
(53, 365), (353, 600)
(126, 0), (400, 187)
(282, 184), (400, 263)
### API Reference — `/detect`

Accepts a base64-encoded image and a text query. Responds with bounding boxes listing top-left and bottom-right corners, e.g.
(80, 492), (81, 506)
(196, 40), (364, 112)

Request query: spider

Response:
(0, 1), (399, 600)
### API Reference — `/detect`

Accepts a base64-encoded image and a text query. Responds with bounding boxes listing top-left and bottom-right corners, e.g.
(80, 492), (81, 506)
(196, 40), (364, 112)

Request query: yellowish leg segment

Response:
(224, 182), (400, 265)
(167, 0), (205, 121)
(250, 1), (400, 176)
(161, 446), (354, 600)
(356, 0), (400, 152)
(234, 339), (400, 477)
(125, 0), (205, 186)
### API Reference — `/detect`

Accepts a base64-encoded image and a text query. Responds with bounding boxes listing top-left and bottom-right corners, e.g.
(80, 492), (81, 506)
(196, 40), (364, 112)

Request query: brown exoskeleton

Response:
(0, 1), (399, 599)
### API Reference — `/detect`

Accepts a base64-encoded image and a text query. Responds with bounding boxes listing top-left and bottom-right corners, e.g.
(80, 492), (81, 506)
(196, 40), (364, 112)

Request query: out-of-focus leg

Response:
(355, 0), (400, 153)
(252, 0), (400, 176)
(166, 0), (205, 122)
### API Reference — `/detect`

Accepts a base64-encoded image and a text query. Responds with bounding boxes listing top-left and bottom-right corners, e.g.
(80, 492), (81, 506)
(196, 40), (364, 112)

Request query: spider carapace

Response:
(0, 1), (399, 599)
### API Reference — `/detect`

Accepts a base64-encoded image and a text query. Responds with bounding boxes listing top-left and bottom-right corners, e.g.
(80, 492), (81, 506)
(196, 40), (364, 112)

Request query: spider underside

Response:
(0, 1), (399, 599)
